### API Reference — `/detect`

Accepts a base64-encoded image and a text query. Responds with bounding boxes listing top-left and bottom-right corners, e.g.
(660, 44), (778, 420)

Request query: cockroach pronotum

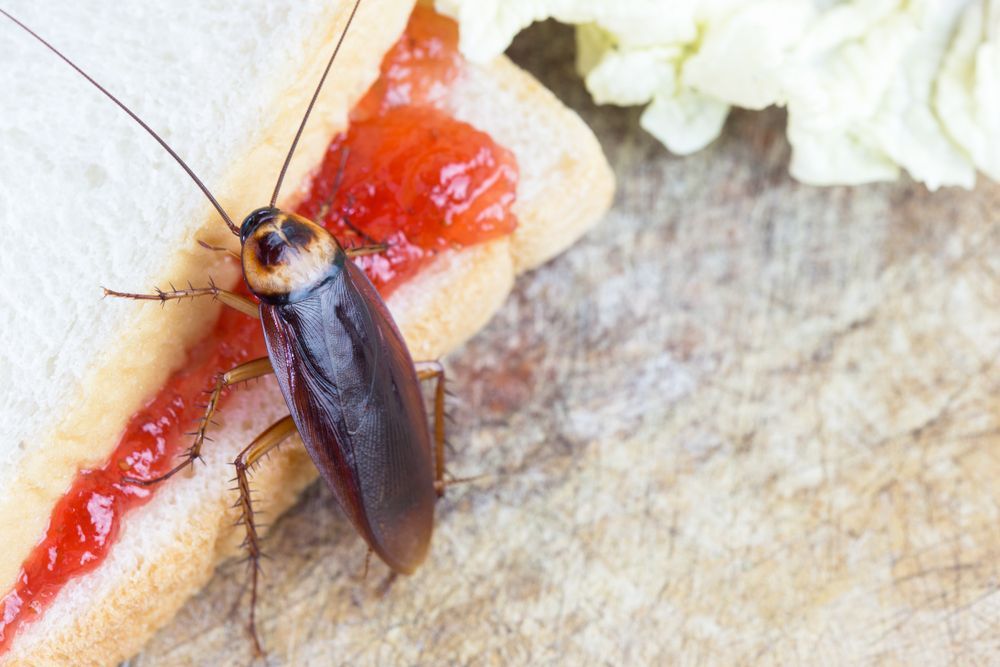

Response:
(2, 0), (452, 655)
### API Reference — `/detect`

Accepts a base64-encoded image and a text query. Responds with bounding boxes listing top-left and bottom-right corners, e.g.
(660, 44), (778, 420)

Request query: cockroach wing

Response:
(260, 261), (436, 574)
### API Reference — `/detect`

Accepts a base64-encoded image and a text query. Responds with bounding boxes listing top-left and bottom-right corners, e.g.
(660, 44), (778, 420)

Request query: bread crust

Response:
(450, 57), (615, 272)
(2, 47), (613, 667)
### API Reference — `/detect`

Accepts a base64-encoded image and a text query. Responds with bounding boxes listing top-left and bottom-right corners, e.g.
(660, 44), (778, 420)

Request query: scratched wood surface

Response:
(133, 22), (1000, 666)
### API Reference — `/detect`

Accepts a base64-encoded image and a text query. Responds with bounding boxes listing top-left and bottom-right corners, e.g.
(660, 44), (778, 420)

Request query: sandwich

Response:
(0, 1), (613, 664)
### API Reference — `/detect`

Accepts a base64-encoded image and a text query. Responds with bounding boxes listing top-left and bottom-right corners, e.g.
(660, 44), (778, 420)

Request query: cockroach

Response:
(2, 0), (450, 655)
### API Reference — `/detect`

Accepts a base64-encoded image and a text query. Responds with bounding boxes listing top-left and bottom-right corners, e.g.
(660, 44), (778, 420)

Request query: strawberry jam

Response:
(298, 6), (517, 293)
(297, 105), (518, 293)
(0, 6), (517, 652)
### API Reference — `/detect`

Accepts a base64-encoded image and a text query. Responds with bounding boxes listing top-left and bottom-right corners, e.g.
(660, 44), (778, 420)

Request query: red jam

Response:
(298, 6), (517, 293)
(352, 4), (464, 120)
(297, 105), (518, 292)
(0, 6), (517, 652)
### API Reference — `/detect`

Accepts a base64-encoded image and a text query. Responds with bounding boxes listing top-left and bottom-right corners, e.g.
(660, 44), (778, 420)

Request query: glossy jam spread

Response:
(298, 7), (517, 293)
(0, 6), (517, 652)
(298, 104), (518, 292)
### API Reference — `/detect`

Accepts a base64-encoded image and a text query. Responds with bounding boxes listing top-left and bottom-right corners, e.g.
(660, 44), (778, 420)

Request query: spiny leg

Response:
(315, 145), (351, 222)
(233, 415), (299, 658)
(375, 571), (399, 598)
(124, 357), (274, 485)
(361, 547), (373, 581)
(341, 213), (380, 245)
(104, 279), (259, 319)
(345, 243), (388, 258)
(414, 361), (447, 497)
(305, 145), (384, 254)
(414, 362), (485, 495)
(197, 238), (240, 260)
(313, 147), (390, 248)
(313, 146), (382, 250)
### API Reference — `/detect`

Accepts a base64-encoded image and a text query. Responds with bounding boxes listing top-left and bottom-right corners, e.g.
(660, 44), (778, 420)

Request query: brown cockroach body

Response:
(241, 207), (441, 576)
(3, 0), (449, 655)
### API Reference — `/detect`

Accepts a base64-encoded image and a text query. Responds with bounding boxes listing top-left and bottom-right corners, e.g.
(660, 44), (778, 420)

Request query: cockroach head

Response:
(240, 207), (281, 244)
(240, 207), (345, 304)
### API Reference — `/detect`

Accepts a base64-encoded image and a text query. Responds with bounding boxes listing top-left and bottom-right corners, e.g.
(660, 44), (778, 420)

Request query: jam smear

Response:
(297, 105), (518, 293)
(298, 6), (517, 294)
(0, 6), (517, 652)
(352, 5), (464, 120)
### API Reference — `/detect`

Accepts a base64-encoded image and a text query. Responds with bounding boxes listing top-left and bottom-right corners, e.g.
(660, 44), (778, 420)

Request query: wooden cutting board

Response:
(133, 22), (1000, 666)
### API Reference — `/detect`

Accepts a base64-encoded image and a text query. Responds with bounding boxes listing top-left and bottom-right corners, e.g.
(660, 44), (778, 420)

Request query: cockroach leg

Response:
(362, 547), (373, 581)
(341, 213), (380, 245)
(197, 238), (240, 260)
(315, 145), (351, 221)
(439, 472), (488, 491)
(414, 361), (447, 497)
(375, 571), (399, 598)
(103, 281), (259, 319)
(233, 415), (299, 658)
(345, 243), (388, 258)
(123, 357), (274, 486)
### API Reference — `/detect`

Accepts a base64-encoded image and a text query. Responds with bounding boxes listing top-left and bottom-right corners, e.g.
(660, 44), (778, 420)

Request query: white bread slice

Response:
(0, 6), (613, 667)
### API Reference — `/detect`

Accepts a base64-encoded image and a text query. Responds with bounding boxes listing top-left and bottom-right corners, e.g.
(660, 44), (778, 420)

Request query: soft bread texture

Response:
(1, 10), (613, 667)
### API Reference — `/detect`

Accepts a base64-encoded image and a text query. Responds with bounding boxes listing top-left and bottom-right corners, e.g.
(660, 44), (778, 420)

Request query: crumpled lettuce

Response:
(435, 0), (1000, 190)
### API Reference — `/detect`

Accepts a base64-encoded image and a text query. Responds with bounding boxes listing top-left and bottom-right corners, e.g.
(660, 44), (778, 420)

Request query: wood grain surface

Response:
(133, 22), (1000, 666)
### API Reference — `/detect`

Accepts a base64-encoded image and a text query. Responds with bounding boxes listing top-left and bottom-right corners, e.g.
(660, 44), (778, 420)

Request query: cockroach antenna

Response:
(0, 8), (241, 235)
(269, 0), (363, 207)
